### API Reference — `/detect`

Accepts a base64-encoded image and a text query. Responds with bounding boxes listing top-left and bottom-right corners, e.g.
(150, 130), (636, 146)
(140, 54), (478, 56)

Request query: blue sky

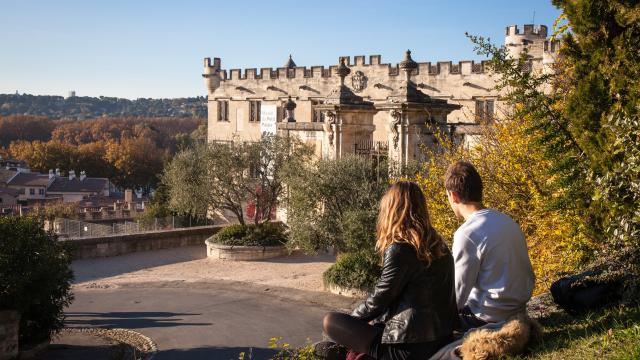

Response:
(0, 0), (561, 99)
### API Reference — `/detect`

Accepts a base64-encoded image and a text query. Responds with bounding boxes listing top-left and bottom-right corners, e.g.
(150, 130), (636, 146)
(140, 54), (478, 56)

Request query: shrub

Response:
(211, 222), (287, 247)
(0, 216), (74, 347)
(323, 252), (381, 292)
(416, 123), (593, 294)
(282, 155), (390, 254)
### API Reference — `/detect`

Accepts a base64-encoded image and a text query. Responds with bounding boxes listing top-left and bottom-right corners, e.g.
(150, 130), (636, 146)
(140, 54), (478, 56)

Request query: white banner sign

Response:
(260, 104), (277, 136)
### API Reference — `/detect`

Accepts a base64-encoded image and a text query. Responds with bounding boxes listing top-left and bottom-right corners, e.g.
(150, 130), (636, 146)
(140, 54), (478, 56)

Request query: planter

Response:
(324, 283), (368, 298)
(205, 239), (288, 261)
(0, 310), (19, 360)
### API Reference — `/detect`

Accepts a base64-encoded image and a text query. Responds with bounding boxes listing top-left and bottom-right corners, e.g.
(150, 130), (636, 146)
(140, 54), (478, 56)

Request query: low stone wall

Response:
(206, 240), (288, 261)
(0, 310), (19, 360)
(62, 225), (222, 259)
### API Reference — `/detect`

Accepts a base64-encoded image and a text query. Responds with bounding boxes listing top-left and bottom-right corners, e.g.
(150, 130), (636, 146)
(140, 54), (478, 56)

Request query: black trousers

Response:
(456, 306), (489, 333)
(322, 312), (450, 360)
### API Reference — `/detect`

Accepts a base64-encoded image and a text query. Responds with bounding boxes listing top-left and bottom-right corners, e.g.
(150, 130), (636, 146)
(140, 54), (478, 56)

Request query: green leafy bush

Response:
(323, 252), (381, 292)
(211, 222), (287, 247)
(0, 216), (74, 347)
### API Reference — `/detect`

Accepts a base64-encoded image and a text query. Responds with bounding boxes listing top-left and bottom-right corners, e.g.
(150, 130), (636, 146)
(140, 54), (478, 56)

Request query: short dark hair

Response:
(444, 161), (483, 203)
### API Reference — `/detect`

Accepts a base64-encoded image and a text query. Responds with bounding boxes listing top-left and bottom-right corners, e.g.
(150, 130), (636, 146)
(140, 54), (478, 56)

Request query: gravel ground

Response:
(72, 245), (335, 293)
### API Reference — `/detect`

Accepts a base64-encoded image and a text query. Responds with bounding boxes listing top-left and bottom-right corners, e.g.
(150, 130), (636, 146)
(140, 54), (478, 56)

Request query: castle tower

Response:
(542, 39), (560, 74)
(504, 24), (548, 59)
(203, 57), (222, 93)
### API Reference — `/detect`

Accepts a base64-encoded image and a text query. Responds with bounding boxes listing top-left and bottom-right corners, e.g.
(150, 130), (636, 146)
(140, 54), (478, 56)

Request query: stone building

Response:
(203, 24), (557, 164)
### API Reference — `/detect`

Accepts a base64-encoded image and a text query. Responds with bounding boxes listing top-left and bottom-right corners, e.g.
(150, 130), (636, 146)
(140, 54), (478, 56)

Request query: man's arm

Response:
(452, 233), (481, 309)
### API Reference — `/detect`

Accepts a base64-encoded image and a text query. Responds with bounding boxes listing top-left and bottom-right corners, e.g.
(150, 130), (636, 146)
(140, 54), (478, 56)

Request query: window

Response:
(276, 106), (284, 123)
(38, 188), (45, 195)
(249, 101), (261, 122)
(29, 188), (35, 195)
(217, 100), (229, 122)
(311, 100), (325, 123)
(475, 99), (495, 123)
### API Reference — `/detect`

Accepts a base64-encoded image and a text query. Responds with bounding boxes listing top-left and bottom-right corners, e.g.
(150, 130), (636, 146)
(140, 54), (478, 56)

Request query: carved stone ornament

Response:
(324, 111), (337, 146)
(389, 109), (402, 149)
(351, 71), (367, 93)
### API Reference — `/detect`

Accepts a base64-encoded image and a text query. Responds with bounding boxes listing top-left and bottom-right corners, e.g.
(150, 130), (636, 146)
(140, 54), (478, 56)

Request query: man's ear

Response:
(449, 191), (461, 204)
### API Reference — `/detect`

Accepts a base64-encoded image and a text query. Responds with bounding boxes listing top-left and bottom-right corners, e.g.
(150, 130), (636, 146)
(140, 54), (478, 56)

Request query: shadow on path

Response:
(256, 251), (335, 264)
(155, 346), (279, 360)
(72, 246), (206, 283)
(65, 311), (211, 329)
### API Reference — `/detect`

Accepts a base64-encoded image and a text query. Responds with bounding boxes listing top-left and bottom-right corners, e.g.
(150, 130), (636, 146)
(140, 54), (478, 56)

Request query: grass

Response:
(513, 303), (640, 359)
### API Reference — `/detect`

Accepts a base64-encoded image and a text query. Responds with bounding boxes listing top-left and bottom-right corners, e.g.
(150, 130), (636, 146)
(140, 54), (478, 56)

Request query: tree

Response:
(0, 216), (74, 347)
(0, 115), (54, 147)
(416, 123), (592, 293)
(551, 0), (640, 249)
(460, 0), (640, 294)
(282, 155), (391, 254)
(163, 135), (313, 226)
(105, 137), (166, 192)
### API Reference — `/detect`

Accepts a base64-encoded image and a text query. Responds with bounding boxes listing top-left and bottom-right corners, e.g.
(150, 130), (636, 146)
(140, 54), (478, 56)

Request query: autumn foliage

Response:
(416, 120), (593, 294)
(1, 115), (203, 191)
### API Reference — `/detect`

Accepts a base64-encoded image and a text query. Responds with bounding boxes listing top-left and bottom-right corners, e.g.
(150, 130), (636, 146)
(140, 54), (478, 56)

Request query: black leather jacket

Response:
(351, 242), (458, 344)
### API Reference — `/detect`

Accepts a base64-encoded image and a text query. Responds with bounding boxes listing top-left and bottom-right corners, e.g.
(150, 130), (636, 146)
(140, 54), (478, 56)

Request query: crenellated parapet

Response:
(203, 55), (495, 86)
(505, 24), (548, 37)
(504, 24), (550, 59)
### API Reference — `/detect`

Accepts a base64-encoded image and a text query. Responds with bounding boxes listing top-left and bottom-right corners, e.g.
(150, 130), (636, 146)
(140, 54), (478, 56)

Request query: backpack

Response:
(550, 269), (622, 315)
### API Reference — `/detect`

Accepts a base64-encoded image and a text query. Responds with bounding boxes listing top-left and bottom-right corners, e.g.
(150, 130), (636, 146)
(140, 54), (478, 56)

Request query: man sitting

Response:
(444, 161), (535, 331)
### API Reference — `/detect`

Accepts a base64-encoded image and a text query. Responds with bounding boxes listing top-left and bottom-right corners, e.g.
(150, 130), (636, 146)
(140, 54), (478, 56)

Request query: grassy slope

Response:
(516, 304), (640, 360)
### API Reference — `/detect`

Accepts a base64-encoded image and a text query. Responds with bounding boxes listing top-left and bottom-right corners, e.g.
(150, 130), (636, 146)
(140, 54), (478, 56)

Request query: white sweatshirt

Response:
(452, 208), (535, 322)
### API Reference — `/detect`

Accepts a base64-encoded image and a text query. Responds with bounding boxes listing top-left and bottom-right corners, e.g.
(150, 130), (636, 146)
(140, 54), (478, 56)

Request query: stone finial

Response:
(284, 55), (297, 68)
(399, 49), (418, 71)
(284, 96), (296, 122)
(336, 58), (351, 86)
(284, 96), (297, 111)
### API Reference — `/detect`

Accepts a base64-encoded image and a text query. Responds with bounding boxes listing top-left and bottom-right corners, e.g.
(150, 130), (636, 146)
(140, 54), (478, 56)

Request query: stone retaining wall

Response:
(0, 310), (19, 360)
(205, 240), (288, 261)
(62, 225), (222, 259)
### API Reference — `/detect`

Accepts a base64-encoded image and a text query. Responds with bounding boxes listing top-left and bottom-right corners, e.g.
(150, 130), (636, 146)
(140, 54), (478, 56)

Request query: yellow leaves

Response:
(552, 13), (570, 41)
(415, 119), (593, 295)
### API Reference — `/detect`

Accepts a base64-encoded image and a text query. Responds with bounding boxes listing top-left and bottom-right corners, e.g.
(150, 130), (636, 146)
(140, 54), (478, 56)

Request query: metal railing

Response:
(53, 216), (213, 239)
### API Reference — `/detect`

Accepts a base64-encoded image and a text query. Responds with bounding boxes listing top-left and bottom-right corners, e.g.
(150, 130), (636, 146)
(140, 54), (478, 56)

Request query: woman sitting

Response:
(320, 181), (458, 360)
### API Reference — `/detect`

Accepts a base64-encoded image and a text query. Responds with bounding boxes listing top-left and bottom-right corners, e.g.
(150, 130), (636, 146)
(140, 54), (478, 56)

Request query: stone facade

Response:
(204, 24), (558, 163)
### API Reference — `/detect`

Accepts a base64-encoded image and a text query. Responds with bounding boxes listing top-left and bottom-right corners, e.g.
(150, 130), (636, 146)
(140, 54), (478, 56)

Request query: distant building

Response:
(66, 91), (76, 99)
(3, 163), (111, 205)
(0, 157), (30, 172)
(46, 170), (110, 203)
(5, 172), (51, 202)
(204, 23), (558, 164)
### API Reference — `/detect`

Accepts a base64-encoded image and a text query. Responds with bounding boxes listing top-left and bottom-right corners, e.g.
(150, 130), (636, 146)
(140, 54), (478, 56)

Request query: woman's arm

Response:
(351, 243), (412, 322)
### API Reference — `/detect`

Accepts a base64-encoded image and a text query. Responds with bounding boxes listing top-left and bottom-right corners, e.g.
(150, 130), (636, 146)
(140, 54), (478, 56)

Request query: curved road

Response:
(67, 249), (355, 360)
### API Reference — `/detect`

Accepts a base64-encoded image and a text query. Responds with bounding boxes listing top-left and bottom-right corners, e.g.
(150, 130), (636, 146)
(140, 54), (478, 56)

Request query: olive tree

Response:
(163, 134), (312, 226)
(281, 155), (393, 254)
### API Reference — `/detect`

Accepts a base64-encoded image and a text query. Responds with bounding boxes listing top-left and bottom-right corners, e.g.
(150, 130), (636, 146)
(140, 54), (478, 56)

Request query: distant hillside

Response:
(0, 93), (207, 119)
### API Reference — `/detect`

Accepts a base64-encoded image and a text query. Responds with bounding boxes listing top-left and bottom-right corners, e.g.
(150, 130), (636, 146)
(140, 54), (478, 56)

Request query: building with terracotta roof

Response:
(46, 170), (110, 203)
(6, 172), (52, 202)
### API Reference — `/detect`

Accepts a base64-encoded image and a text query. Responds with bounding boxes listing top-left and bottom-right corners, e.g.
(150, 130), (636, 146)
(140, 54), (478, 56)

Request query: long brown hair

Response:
(376, 181), (446, 265)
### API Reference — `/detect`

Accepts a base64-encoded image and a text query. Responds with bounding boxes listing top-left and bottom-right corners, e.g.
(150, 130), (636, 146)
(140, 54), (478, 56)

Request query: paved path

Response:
(67, 247), (355, 360)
